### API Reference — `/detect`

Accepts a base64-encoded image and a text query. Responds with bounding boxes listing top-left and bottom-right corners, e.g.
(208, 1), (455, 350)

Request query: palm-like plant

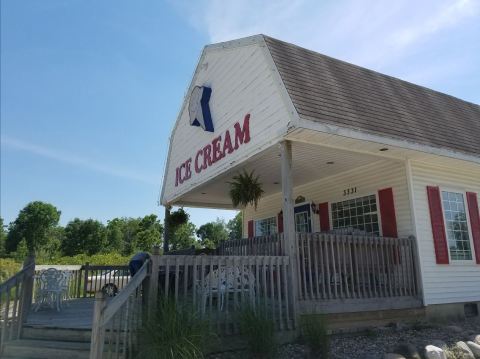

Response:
(228, 170), (264, 210)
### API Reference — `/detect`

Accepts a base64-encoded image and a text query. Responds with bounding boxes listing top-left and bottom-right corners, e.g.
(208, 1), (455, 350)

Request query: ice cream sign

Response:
(175, 86), (251, 187)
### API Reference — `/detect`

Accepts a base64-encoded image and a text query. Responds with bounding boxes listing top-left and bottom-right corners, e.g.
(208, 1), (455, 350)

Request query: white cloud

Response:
(173, 0), (480, 90)
(392, 0), (479, 49)
(1, 136), (157, 185)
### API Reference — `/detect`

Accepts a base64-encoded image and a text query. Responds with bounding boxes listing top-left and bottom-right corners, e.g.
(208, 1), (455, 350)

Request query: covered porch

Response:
(171, 137), (423, 314)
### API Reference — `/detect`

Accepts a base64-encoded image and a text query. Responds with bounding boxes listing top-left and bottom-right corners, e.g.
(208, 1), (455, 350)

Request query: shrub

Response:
(300, 314), (329, 358)
(136, 299), (214, 359)
(0, 258), (22, 282)
(37, 252), (131, 265)
(239, 305), (276, 358)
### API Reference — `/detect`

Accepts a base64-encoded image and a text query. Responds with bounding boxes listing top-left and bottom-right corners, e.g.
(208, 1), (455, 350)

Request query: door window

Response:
(294, 204), (312, 233)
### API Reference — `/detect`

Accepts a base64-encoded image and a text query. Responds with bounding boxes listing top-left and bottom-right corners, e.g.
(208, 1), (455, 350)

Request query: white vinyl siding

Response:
(410, 160), (480, 305)
(243, 160), (413, 239)
(162, 42), (291, 205)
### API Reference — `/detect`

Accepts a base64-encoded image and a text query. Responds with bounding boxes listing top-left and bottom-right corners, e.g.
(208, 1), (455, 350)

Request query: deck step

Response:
(22, 326), (92, 342)
(3, 339), (90, 359)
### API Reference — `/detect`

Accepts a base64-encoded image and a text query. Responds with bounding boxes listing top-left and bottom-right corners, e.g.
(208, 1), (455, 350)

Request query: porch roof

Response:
(172, 141), (382, 209)
(264, 35), (480, 158)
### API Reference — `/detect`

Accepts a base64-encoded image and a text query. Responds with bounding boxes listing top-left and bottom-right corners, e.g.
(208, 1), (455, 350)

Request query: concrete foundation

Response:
(425, 301), (480, 322)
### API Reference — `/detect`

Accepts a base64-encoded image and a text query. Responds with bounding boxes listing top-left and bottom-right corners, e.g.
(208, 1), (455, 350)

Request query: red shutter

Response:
(466, 192), (480, 264)
(247, 220), (254, 238)
(378, 188), (398, 238)
(277, 212), (284, 233)
(427, 186), (449, 264)
(319, 202), (330, 232)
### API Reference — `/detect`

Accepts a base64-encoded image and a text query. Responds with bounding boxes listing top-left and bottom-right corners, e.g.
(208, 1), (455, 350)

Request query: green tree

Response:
(106, 215), (163, 255)
(62, 218), (107, 256)
(170, 222), (197, 251)
(196, 219), (228, 249)
(13, 239), (29, 262)
(227, 212), (242, 240)
(106, 218), (127, 254)
(36, 226), (64, 262)
(121, 218), (141, 255)
(136, 214), (163, 252)
(0, 217), (7, 257)
(6, 201), (61, 254)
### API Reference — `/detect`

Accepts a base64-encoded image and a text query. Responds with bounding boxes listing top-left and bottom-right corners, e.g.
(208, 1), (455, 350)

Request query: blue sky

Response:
(1, 0), (479, 228)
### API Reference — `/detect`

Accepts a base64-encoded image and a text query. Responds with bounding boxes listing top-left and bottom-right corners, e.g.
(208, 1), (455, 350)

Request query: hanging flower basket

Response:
(228, 170), (264, 210)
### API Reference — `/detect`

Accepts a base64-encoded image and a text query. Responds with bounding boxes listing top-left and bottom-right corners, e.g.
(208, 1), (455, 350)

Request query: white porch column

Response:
(281, 140), (295, 257)
(280, 140), (298, 323)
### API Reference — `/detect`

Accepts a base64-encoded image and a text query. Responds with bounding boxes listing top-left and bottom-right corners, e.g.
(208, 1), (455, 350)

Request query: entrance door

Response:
(294, 203), (312, 233)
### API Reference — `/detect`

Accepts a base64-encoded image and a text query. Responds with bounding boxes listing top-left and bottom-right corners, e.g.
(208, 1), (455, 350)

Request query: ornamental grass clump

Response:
(239, 305), (276, 358)
(136, 299), (215, 359)
(300, 314), (329, 359)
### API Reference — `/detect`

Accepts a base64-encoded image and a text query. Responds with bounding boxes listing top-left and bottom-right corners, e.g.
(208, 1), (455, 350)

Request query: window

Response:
(294, 203), (312, 233)
(331, 194), (379, 235)
(441, 191), (472, 261)
(295, 212), (311, 233)
(255, 217), (277, 236)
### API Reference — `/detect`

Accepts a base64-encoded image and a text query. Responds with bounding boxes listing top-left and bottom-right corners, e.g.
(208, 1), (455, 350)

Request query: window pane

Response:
(331, 194), (380, 235)
(255, 217), (277, 236)
(441, 191), (472, 261)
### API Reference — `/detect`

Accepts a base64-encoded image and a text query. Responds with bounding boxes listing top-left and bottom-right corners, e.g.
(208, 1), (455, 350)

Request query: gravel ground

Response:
(207, 317), (480, 359)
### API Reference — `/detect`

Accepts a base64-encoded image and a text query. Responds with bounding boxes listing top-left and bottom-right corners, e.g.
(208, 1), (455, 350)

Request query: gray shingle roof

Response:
(263, 35), (480, 158)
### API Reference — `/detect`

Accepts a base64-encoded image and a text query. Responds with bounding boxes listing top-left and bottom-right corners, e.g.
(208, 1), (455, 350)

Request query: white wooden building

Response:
(161, 35), (480, 318)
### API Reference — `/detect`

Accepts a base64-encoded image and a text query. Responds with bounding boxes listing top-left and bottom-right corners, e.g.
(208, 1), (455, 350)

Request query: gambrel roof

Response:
(263, 35), (480, 158)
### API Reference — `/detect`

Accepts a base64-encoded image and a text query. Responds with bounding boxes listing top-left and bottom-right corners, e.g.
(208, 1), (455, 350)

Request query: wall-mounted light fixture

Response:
(311, 202), (320, 214)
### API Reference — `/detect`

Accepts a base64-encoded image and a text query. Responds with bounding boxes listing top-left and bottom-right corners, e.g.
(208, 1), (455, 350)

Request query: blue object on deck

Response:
(129, 252), (149, 276)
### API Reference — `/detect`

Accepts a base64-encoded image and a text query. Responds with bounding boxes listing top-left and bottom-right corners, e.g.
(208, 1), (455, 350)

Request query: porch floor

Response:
(25, 298), (94, 329)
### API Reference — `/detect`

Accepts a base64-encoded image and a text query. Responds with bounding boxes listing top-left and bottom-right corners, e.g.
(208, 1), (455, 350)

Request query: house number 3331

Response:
(343, 187), (357, 196)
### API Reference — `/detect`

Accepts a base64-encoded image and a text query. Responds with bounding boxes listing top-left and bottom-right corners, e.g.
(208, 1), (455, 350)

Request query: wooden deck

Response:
(25, 298), (94, 329)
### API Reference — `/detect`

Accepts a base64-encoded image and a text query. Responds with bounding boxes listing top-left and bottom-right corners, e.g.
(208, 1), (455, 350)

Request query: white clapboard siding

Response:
(410, 160), (480, 305)
(244, 160), (413, 239)
(162, 41), (292, 205)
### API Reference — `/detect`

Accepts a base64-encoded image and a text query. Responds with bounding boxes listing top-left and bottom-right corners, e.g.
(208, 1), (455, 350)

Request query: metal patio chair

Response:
(34, 268), (66, 312)
(198, 266), (255, 313)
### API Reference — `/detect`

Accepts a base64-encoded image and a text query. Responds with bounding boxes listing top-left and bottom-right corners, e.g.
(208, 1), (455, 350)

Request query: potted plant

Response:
(228, 170), (264, 210)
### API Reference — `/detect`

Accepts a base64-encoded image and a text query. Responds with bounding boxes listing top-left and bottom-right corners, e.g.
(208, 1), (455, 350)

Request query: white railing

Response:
(217, 234), (286, 256)
(89, 260), (149, 359)
(34, 264), (130, 299)
(296, 233), (419, 301)
(0, 256), (35, 355)
(157, 255), (295, 334)
(217, 233), (420, 305)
